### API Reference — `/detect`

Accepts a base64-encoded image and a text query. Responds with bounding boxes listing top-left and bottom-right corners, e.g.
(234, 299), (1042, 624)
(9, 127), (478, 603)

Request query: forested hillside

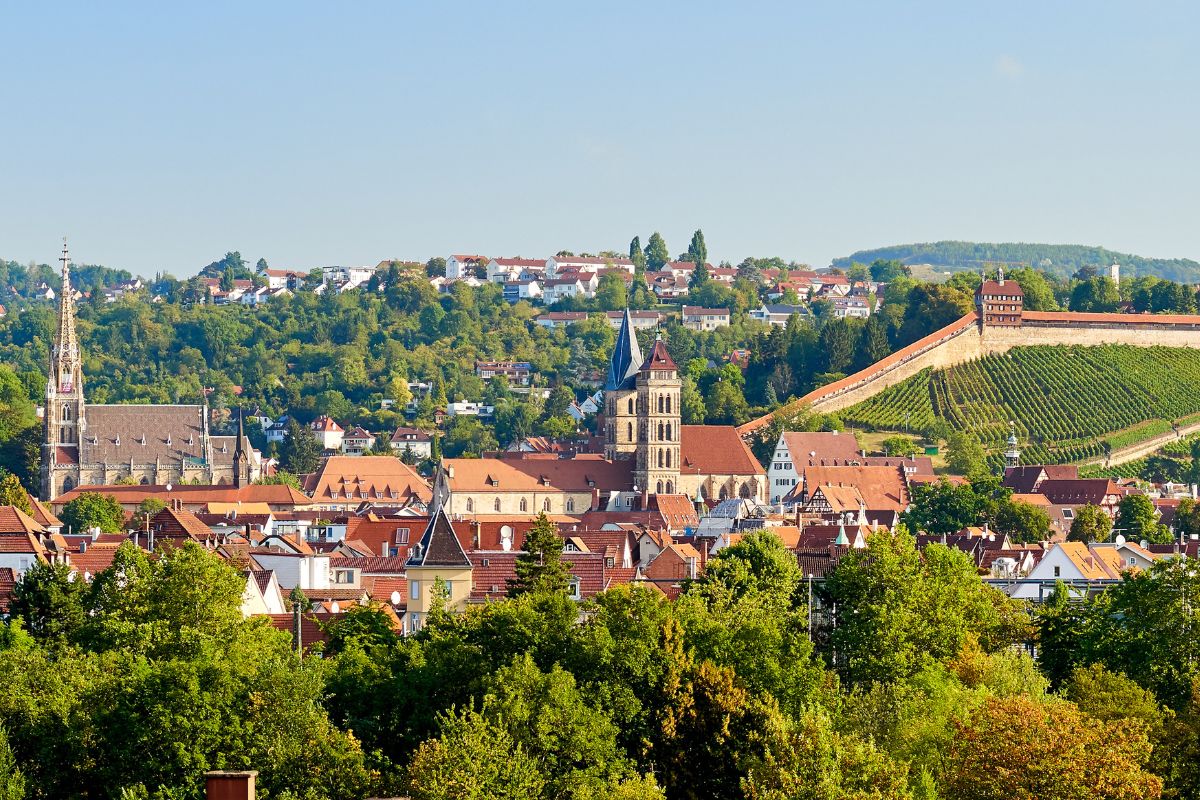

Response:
(842, 345), (1200, 467)
(832, 241), (1200, 282)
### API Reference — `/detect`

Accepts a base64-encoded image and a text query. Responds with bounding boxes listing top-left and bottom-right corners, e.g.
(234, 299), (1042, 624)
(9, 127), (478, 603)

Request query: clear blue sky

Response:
(3, 2), (1198, 277)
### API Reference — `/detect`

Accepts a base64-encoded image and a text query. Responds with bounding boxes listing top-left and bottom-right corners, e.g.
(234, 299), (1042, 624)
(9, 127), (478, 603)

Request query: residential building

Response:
(341, 427), (376, 455)
(390, 427), (433, 459)
(749, 303), (811, 326)
(535, 311), (589, 329)
(475, 361), (533, 386)
(503, 279), (542, 303)
(766, 431), (862, 504)
(832, 297), (871, 319)
(547, 255), (635, 276)
(682, 306), (731, 331)
(303, 455), (432, 511)
(604, 310), (663, 330)
(445, 254), (487, 281)
(487, 257), (546, 284)
(311, 416), (344, 451)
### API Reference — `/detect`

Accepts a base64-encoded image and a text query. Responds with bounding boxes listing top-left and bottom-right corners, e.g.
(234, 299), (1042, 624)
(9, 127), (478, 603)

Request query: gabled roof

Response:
(679, 426), (764, 476)
(639, 337), (677, 372)
(977, 279), (1024, 297)
(606, 309), (644, 391)
(0, 505), (47, 535)
(781, 431), (861, 461)
(303, 456), (431, 503)
(407, 507), (472, 569)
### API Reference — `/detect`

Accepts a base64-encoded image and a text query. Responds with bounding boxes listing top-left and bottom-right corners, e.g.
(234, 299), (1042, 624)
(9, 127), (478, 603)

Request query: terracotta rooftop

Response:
(303, 456), (431, 503)
(781, 431), (862, 462)
(444, 455), (633, 494)
(0, 506), (47, 535)
(680, 426), (764, 477)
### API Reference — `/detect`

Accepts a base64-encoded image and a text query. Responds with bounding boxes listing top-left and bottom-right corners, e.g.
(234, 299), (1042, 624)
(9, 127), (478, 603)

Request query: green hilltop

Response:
(840, 344), (1200, 468)
(832, 241), (1200, 283)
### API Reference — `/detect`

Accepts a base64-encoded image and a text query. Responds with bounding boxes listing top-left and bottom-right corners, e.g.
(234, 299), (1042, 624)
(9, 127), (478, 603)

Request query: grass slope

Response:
(841, 345), (1200, 466)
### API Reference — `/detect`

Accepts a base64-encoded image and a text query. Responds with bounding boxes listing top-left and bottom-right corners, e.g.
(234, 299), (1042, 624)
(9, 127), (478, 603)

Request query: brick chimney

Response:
(205, 771), (257, 800)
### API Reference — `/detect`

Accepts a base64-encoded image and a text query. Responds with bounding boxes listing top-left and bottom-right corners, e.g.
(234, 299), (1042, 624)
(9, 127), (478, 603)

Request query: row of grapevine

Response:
(842, 345), (1200, 465)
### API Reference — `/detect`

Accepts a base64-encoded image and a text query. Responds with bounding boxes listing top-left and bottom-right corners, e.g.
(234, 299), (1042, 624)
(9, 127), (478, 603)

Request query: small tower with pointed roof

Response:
(635, 333), (681, 497)
(1004, 421), (1022, 469)
(404, 494), (472, 632)
(604, 308), (643, 461)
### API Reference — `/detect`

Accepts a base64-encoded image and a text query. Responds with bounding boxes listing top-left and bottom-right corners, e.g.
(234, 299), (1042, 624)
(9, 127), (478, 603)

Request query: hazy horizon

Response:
(4, 2), (1198, 277)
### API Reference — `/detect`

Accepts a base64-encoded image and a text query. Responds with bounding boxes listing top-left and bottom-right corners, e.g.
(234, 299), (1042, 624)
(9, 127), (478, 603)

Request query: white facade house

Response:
(682, 306), (731, 331)
(250, 551), (332, 591)
(321, 265), (375, 290)
(832, 297), (871, 319)
(547, 256), (635, 276)
(750, 304), (811, 327)
(445, 255), (487, 281)
(446, 402), (494, 418)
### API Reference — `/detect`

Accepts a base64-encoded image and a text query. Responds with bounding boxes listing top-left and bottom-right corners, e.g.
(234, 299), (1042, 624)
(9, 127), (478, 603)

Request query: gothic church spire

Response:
(605, 307), (643, 391)
(51, 238), (82, 396)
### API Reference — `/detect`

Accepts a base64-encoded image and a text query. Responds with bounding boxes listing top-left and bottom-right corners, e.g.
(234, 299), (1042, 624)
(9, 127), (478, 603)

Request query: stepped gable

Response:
(679, 426), (764, 476)
(606, 308), (644, 391)
(407, 507), (472, 569)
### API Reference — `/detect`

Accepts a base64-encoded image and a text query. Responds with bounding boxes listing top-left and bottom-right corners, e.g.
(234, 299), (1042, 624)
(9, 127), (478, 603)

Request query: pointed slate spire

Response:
(233, 408), (248, 488)
(406, 505), (471, 568)
(605, 308), (643, 391)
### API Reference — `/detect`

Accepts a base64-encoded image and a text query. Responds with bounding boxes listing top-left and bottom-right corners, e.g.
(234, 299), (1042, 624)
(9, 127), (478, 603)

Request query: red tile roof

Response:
(781, 431), (862, 462)
(639, 338), (678, 372)
(680, 426), (765, 477)
(303, 456), (431, 504)
(0, 506), (47, 535)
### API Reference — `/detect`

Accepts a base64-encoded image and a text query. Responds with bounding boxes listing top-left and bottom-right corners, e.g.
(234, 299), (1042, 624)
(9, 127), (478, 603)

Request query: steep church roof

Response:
(406, 506), (472, 569)
(605, 308), (643, 391)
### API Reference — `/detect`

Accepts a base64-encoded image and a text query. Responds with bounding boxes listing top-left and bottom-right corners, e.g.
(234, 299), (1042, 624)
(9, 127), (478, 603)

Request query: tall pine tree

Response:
(629, 236), (646, 274)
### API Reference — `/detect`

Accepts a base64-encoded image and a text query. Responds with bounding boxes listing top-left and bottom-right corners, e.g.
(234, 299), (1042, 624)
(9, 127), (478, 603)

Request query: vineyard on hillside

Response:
(841, 345), (1200, 466)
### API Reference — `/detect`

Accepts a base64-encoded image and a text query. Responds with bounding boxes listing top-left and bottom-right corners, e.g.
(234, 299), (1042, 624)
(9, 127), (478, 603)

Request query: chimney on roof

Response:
(205, 772), (257, 800)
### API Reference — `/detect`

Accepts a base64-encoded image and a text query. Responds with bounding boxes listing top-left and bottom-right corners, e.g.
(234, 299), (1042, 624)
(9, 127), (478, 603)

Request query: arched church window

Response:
(658, 449), (664, 468)
(520, 498), (528, 512)
(466, 498), (474, 513)
(62, 405), (71, 421)
(656, 480), (664, 494)
(666, 481), (673, 494)
(627, 422), (633, 441)
(739, 483), (752, 499)
(665, 449), (672, 468)
(62, 476), (75, 493)
(494, 498), (501, 512)
(543, 498), (551, 512)
(627, 398), (634, 415)
(657, 394), (664, 413)
(657, 421), (664, 441)
(666, 394), (672, 414)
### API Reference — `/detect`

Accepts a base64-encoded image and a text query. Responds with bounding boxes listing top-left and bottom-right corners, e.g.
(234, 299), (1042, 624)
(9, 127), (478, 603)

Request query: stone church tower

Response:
(41, 240), (85, 498)
(634, 335), (681, 496)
